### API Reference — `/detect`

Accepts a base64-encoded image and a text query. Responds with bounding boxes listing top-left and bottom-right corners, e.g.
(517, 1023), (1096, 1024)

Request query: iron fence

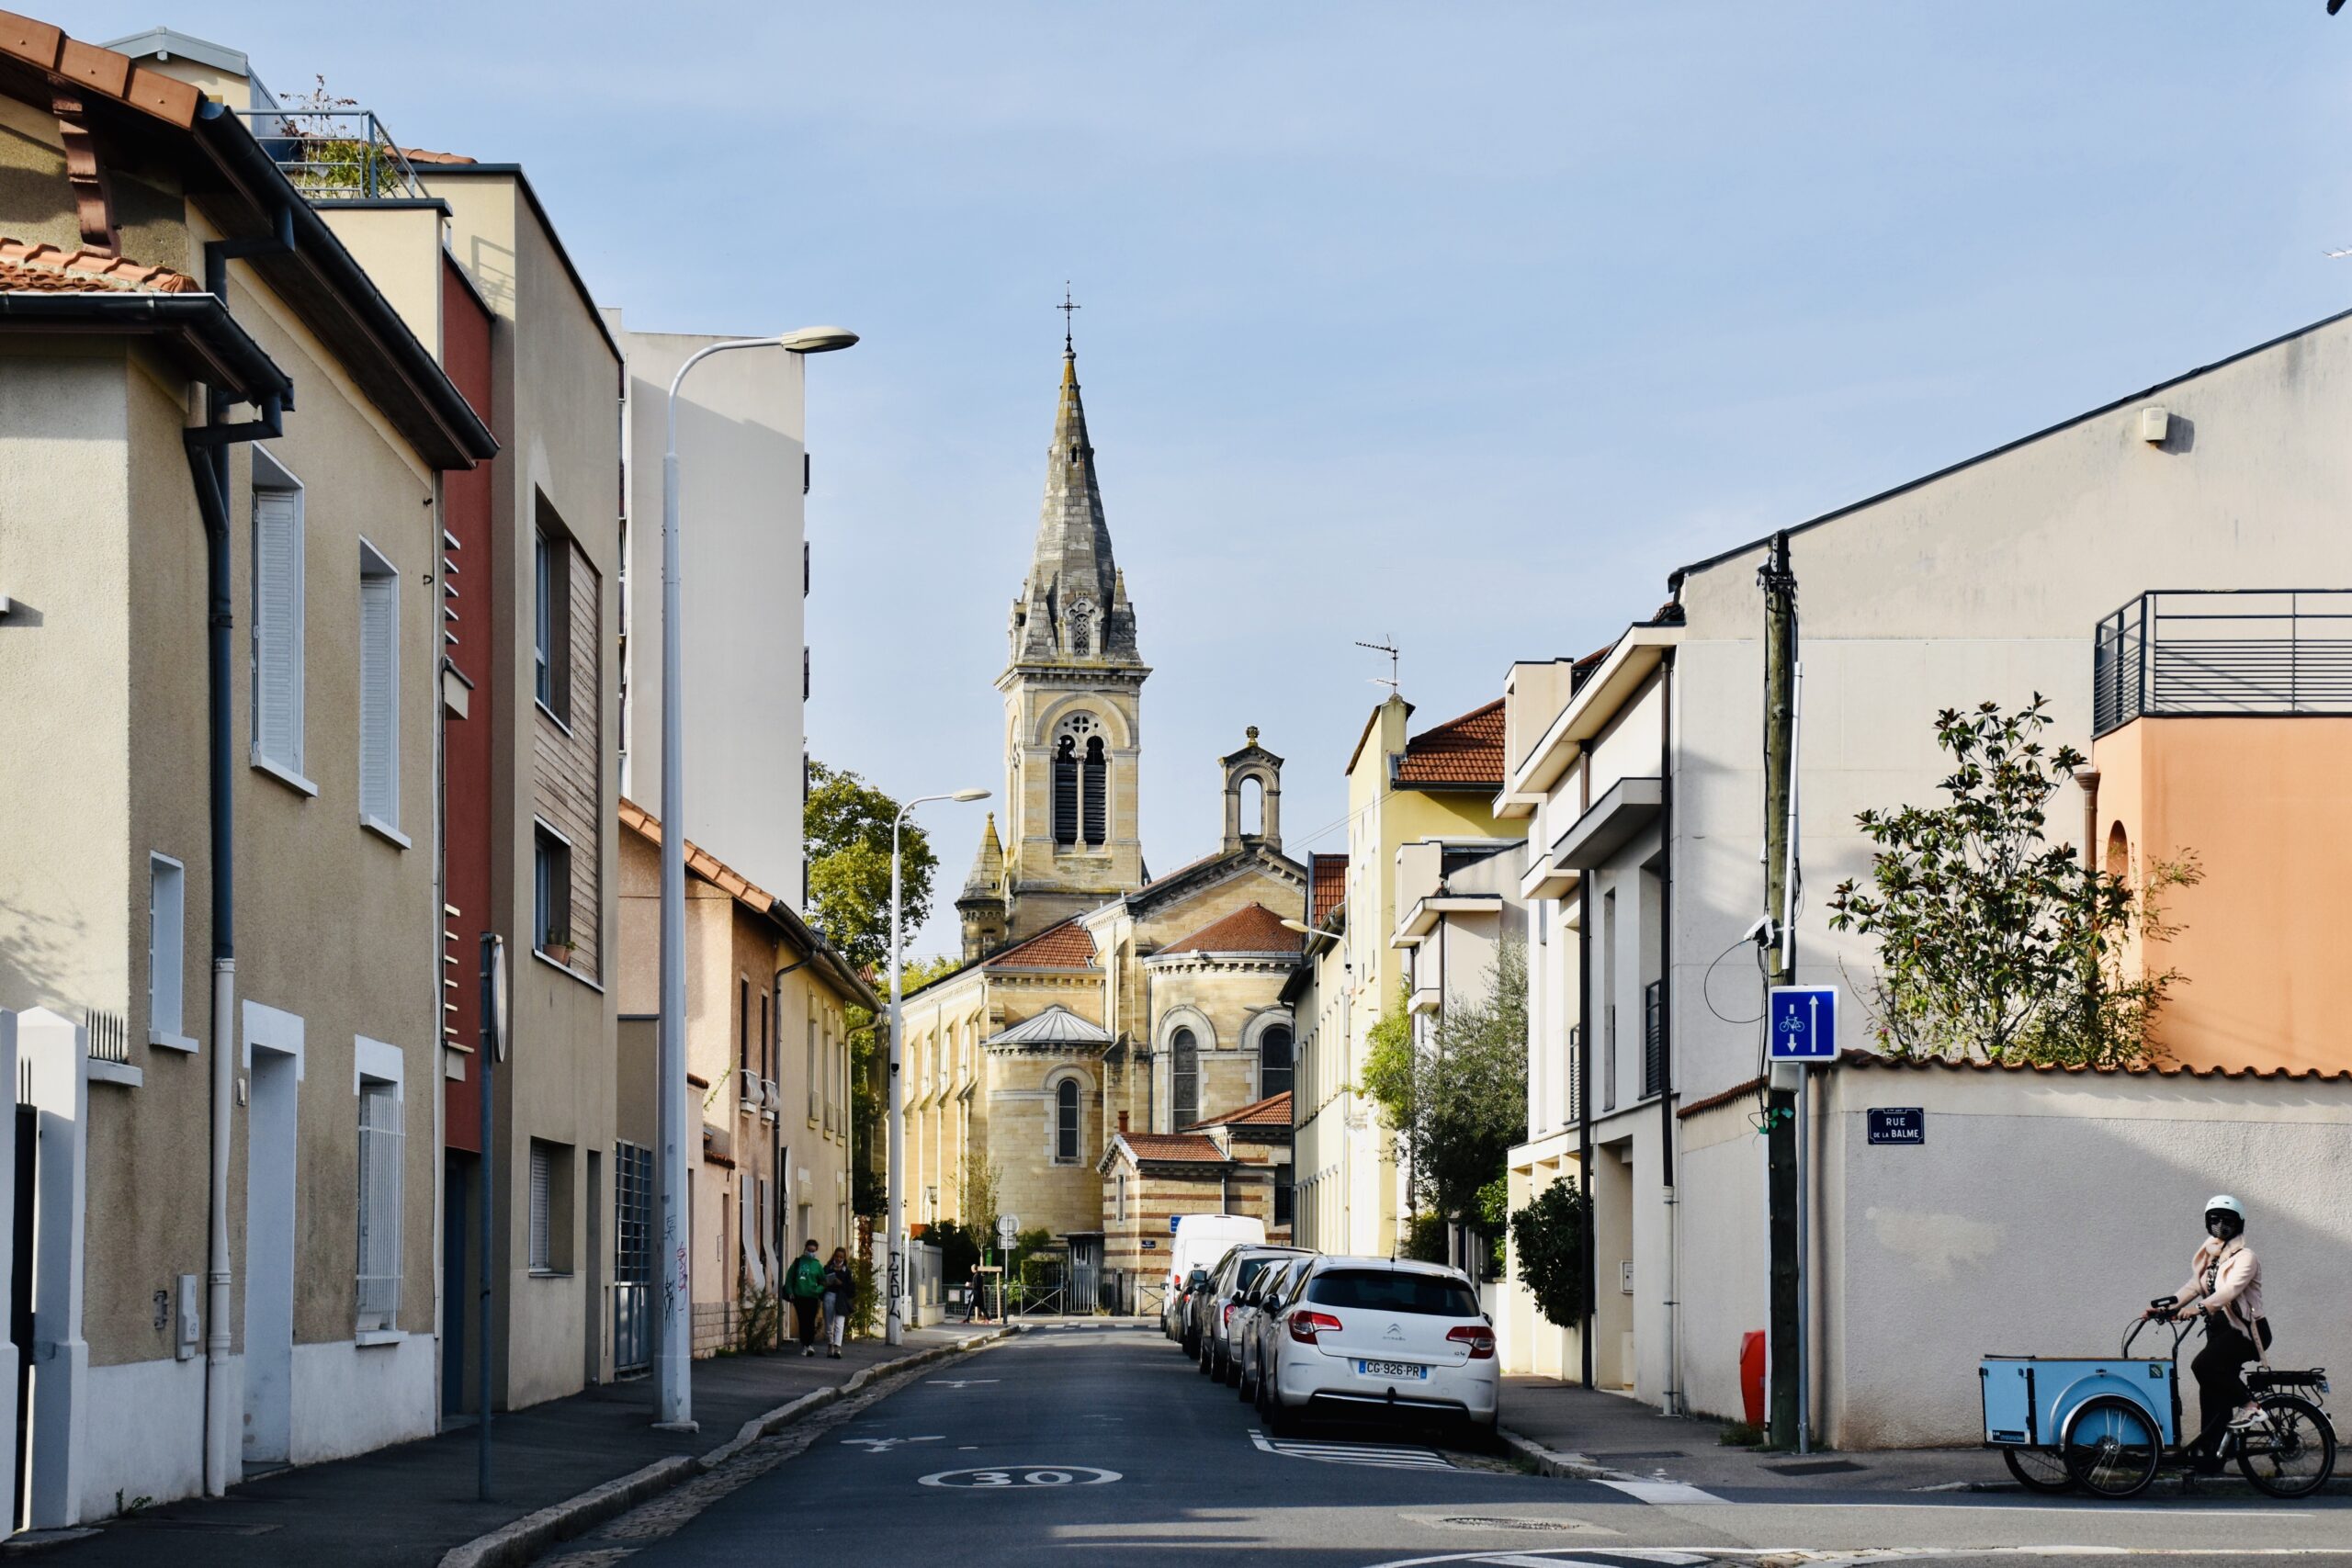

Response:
(2093, 590), (2352, 737)
(84, 1010), (129, 1067)
(234, 107), (426, 202)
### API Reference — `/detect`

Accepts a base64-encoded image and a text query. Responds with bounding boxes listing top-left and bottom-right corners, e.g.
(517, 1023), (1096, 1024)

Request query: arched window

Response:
(1259, 1023), (1293, 1100)
(1055, 1078), (1080, 1163)
(1170, 1028), (1199, 1130)
(1082, 737), (1108, 845)
(1241, 775), (1264, 838)
(1053, 735), (1079, 845)
(2106, 820), (2132, 881)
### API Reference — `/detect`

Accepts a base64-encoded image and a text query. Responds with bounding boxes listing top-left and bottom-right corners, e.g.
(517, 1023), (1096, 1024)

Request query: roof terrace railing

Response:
(233, 107), (425, 203)
(2092, 590), (2352, 738)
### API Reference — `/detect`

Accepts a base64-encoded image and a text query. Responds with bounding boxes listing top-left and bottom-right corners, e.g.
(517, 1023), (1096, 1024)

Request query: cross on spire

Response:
(1059, 283), (1080, 355)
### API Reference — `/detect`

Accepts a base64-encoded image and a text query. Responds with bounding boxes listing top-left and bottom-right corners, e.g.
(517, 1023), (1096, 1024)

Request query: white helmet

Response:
(2205, 1194), (2245, 1236)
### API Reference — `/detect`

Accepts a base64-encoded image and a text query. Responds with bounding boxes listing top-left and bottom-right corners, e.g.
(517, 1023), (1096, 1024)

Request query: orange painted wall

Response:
(2092, 716), (2352, 1073)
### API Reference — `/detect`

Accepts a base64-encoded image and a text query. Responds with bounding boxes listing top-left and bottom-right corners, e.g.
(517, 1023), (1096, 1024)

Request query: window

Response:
(148, 852), (190, 1048)
(759, 990), (770, 1081)
(251, 468), (306, 779)
(1259, 1023), (1293, 1100)
(534, 524), (572, 722)
(1115, 1172), (1127, 1222)
(1055, 1078), (1080, 1163)
(528, 1140), (574, 1274)
(808, 1020), (819, 1123)
(739, 976), (751, 1075)
(1082, 738), (1107, 845)
(1052, 735), (1079, 845)
(534, 824), (573, 957)
(1306, 1268), (1478, 1317)
(1170, 1028), (1199, 1131)
(356, 1076), (402, 1331)
(357, 541), (401, 834)
(1274, 1162), (1295, 1228)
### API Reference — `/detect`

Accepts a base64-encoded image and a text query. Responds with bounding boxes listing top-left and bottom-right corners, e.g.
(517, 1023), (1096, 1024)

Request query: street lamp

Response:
(653, 326), (856, 1431)
(886, 787), (989, 1346)
(1280, 918), (1342, 942)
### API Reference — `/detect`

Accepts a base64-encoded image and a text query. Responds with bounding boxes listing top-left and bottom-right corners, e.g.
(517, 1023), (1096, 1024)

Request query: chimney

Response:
(1117, 1110), (1130, 1134)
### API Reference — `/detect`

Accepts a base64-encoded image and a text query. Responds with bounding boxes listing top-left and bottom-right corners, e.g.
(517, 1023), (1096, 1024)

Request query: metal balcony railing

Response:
(234, 107), (425, 202)
(1641, 979), (1665, 1100)
(2092, 590), (2352, 738)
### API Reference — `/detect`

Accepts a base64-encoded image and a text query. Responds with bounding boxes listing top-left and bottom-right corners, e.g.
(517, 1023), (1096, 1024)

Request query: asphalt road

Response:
(548, 1322), (2352, 1568)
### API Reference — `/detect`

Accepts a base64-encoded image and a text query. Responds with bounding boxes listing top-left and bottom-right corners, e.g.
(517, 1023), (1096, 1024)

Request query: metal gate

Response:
(1069, 1235), (1102, 1314)
(612, 1141), (652, 1376)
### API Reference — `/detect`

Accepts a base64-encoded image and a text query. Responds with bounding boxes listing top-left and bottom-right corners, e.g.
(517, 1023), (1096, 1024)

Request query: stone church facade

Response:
(898, 342), (1304, 1307)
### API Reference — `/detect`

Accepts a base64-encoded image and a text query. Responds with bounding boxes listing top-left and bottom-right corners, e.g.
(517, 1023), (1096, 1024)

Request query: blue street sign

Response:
(1867, 1107), (1925, 1145)
(1169, 1215), (1182, 1235)
(1767, 985), (1838, 1064)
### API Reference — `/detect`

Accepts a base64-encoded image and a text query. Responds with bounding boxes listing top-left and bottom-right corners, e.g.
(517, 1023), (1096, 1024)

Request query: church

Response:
(896, 336), (1306, 1311)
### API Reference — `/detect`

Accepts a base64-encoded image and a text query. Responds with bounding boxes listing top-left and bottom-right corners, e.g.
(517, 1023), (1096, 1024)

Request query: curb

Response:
(438, 1326), (1020, 1568)
(1495, 1426), (1624, 1483)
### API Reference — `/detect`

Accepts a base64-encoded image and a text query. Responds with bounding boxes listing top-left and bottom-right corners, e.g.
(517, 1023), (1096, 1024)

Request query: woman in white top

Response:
(2144, 1194), (2268, 1466)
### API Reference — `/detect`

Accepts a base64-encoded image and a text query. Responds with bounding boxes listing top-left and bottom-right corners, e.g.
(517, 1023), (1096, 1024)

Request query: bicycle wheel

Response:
(2235, 1394), (2336, 1499)
(2062, 1396), (2162, 1499)
(2002, 1446), (2074, 1494)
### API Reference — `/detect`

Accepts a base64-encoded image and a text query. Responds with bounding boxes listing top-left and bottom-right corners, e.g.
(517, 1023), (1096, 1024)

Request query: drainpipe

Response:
(2076, 769), (2101, 1043)
(1657, 647), (1681, 1416)
(183, 200), (295, 1498)
(1576, 877), (1594, 1390)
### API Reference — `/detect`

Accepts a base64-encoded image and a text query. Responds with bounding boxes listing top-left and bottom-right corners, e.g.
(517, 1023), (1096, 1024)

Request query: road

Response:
(546, 1322), (2352, 1568)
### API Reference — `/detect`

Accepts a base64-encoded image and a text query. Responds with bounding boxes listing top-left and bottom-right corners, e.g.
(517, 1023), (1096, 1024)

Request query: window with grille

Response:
(251, 473), (306, 777)
(358, 541), (400, 831)
(1642, 978), (1665, 1100)
(356, 1078), (402, 1331)
(1081, 738), (1107, 845)
(1170, 1028), (1199, 1131)
(1055, 1078), (1080, 1163)
(615, 1142), (652, 1282)
(1052, 735), (1079, 844)
(529, 1142), (554, 1272)
(1259, 1023), (1293, 1099)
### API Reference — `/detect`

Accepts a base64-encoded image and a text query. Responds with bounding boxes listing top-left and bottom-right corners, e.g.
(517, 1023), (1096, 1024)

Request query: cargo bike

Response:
(1980, 1296), (2335, 1499)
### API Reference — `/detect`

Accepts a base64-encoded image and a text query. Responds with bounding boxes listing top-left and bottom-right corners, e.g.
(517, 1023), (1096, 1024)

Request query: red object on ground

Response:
(1740, 1330), (1767, 1427)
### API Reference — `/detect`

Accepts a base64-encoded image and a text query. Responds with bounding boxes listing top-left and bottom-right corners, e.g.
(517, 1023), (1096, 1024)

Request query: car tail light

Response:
(1448, 1325), (1497, 1359)
(1223, 1303), (1236, 1327)
(1289, 1310), (1343, 1344)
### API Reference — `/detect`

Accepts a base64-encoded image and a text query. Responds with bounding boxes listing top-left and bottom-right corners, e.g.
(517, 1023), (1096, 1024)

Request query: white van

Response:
(1163, 1214), (1266, 1337)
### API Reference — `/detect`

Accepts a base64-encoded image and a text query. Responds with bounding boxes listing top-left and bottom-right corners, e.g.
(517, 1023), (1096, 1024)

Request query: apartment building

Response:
(0, 17), (494, 1521)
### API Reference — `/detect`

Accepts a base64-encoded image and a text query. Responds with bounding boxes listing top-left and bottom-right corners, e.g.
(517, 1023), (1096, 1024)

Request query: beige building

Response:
(1289, 698), (1519, 1260)
(1099, 1091), (1294, 1293)
(615, 804), (870, 1359)
(0, 17), (493, 1524)
(899, 343), (1305, 1309)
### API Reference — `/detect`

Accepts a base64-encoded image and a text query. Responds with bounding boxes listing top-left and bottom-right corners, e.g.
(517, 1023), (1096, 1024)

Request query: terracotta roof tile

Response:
(1836, 1048), (2352, 1084)
(983, 917), (1097, 971)
(0, 238), (198, 294)
(1395, 697), (1506, 787)
(1187, 1090), (1292, 1130)
(1310, 854), (1346, 927)
(1158, 903), (1299, 956)
(1119, 1134), (1227, 1163)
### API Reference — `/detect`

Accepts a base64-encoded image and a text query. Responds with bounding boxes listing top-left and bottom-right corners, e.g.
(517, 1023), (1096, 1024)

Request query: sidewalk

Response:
(7, 1325), (1000, 1566)
(1498, 1377), (2011, 1494)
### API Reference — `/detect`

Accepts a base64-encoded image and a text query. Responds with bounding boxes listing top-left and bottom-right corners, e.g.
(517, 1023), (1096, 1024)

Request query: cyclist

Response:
(2143, 1194), (2270, 1467)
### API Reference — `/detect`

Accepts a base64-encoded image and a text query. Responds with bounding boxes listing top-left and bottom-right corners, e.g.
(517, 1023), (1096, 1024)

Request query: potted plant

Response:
(541, 928), (574, 966)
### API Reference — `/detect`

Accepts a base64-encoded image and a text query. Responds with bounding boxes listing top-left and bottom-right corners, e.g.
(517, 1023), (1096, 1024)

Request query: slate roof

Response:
(0, 238), (196, 293)
(1395, 697), (1507, 787)
(1117, 1134), (1227, 1164)
(1309, 853), (1346, 927)
(1157, 903), (1299, 956)
(1186, 1090), (1292, 1131)
(983, 916), (1097, 971)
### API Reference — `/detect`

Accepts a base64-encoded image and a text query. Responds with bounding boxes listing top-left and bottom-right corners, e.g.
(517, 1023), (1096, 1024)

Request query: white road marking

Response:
(918, 1464), (1121, 1488)
(926, 1379), (1001, 1388)
(1249, 1428), (1454, 1470)
(1595, 1479), (1729, 1506)
(840, 1435), (944, 1453)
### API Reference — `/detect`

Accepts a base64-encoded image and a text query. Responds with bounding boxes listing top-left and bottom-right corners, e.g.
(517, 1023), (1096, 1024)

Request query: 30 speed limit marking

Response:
(918, 1465), (1121, 1489)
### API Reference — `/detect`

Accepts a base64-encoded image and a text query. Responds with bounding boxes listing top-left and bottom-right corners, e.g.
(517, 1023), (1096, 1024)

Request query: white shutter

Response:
(740, 1177), (765, 1291)
(358, 562), (399, 824)
(148, 854), (185, 1043)
(356, 1083), (403, 1330)
(253, 489), (304, 773)
(529, 1145), (552, 1271)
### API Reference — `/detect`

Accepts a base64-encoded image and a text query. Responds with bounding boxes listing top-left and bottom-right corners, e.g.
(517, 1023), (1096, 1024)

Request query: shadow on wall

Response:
(0, 894), (86, 1020)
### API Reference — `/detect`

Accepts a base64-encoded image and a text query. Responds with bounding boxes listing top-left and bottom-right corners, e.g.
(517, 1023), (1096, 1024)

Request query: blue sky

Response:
(90, 2), (2352, 956)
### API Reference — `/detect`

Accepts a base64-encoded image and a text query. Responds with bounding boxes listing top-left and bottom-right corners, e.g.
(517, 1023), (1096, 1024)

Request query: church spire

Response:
(1008, 316), (1140, 670)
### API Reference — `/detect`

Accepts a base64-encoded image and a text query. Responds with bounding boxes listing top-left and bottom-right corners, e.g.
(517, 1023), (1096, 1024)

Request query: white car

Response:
(1253, 1257), (1498, 1439)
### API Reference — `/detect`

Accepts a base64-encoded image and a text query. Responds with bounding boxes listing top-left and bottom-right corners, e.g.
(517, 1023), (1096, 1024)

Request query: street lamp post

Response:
(652, 326), (856, 1431)
(886, 787), (989, 1346)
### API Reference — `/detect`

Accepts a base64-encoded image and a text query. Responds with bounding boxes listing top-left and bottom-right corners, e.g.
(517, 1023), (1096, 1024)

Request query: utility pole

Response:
(1758, 530), (1800, 1450)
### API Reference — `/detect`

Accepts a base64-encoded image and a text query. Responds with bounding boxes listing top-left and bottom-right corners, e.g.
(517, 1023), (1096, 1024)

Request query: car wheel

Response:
(1238, 1354), (1257, 1401)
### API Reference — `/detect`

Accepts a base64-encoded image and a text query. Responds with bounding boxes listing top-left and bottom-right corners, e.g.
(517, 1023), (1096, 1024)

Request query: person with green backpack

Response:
(786, 1239), (828, 1356)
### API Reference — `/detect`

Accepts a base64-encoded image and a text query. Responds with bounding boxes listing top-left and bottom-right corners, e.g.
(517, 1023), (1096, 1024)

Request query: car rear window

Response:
(1234, 1256), (1286, 1292)
(1306, 1269), (1479, 1317)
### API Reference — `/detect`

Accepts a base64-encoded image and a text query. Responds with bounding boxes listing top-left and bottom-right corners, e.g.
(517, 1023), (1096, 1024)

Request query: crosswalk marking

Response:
(1248, 1428), (1453, 1470)
(1593, 1479), (1727, 1506)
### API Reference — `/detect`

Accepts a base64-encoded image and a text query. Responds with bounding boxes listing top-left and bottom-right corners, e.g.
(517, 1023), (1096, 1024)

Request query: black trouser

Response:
(793, 1296), (821, 1348)
(2190, 1314), (2261, 1455)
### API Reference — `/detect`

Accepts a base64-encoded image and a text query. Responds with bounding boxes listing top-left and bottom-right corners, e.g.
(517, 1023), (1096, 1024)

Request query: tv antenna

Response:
(1355, 637), (1400, 694)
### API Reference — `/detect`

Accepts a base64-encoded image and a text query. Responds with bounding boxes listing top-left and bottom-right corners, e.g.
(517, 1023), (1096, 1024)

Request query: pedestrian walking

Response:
(786, 1239), (827, 1356)
(822, 1247), (855, 1359)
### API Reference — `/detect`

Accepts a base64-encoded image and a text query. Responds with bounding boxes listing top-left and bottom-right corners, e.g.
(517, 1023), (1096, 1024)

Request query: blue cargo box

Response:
(1980, 1355), (2177, 1448)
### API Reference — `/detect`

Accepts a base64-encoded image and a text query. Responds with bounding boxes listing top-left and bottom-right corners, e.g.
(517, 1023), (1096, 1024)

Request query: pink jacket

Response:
(2176, 1237), (2263, 1337)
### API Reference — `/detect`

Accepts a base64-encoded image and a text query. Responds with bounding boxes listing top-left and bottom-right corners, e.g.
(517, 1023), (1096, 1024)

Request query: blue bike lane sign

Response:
(1767, 985), (1838, 1065)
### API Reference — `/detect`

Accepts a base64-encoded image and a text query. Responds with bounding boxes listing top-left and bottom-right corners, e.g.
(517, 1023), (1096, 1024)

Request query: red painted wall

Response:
(443, 253), (495, 1151)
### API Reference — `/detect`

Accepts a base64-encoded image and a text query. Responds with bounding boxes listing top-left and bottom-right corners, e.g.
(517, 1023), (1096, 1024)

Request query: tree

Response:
(1826, 695), (2199, 1067)
(1510, 1177), (1591, 1329)
(1417, 940), (1528, 1230)
(957, 1156), (1002, 1244)
(806, 761), (940, 975)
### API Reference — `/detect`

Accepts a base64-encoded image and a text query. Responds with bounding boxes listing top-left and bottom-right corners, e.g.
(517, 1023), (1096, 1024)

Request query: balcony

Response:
(235, 107), (426, 202)
(2093, 591), (2352, 738)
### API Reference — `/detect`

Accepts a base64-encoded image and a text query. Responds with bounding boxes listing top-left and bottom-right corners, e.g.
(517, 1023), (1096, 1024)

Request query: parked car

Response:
(1236, 1254), (1313, 1402)
(1171, 1266), (1213, 1350)
(1164, 1213), (1265, 1334)
(1253, 1257), (1498, 1439)
(1198, 1244), (1309, 1382)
